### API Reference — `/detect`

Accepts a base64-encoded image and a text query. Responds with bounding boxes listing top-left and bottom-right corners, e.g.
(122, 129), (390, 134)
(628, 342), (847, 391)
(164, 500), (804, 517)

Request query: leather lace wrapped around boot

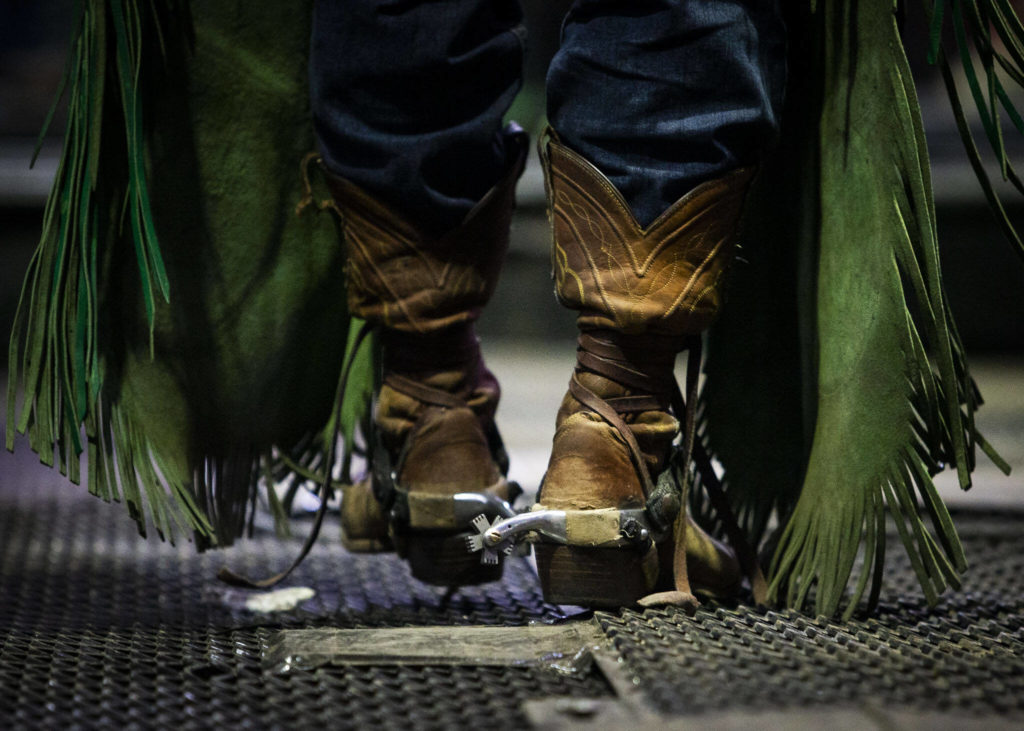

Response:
(324, 127), (527, 586)
(534, 131), (754, 608)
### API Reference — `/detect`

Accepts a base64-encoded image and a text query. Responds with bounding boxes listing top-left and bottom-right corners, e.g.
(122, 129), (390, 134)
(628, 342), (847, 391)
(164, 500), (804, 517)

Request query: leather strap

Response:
(386, 373), (466, 409)
(577, 331), (677, 396)
(669, 352), (770, 606)
(569, 375), (656, 498)
(692, 440), (770, 605)
(604, 395), (665, 413)
(665, 339), (702, 601)
(565, 329), (686, 501)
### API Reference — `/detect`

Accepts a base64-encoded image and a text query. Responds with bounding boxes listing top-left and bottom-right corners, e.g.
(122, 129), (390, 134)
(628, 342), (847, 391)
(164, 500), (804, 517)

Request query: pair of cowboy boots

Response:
(326, 127), (752, 606)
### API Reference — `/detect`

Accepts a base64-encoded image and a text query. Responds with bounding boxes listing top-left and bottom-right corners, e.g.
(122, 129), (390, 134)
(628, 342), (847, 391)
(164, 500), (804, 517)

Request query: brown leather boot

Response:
(534, 131), (752, 608)
(324, 129), (527, 586)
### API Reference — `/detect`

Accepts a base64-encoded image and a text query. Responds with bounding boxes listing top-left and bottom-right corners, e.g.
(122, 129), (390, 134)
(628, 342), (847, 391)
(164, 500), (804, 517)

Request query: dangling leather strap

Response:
(669, 356), (770, 606)
(691, 439), (770, 605)
(639, 339), (702, 609)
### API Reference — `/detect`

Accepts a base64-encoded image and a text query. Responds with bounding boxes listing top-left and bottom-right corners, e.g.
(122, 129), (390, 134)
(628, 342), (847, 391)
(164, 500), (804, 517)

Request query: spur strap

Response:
(570, 330), (682, 499)
(385, 373), (466, 409)
(569, 374), (657, 497)
(380, 322), (486, 410)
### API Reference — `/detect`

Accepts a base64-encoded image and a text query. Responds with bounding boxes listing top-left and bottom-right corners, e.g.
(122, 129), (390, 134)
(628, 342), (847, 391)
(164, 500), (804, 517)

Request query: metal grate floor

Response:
(0, 481), (610, 729)
(2, 477), (1024, 728)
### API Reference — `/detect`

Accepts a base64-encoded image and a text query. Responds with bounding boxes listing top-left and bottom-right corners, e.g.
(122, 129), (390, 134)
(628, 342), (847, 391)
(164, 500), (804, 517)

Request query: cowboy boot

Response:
(324, 127), (528, 586)
(534, 131), (751, 608)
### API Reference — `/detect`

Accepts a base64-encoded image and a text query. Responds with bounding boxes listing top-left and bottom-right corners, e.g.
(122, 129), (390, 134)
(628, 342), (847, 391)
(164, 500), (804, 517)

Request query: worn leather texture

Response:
(541, 138), (753, 509)
(538, 139), (750, 597)
(325, 134), (527, 334)
(542, 372), (676, 511)
(340, 481), (391, 551)
(328, 143), (525, 502)
(326, 133), (527, 506)
(546, 139), (753, 336)
(376, 367), (503, 496)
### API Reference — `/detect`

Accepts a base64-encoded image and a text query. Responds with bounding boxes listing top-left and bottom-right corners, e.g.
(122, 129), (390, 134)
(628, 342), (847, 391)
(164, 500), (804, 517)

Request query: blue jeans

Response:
(311, 0), (785, 232)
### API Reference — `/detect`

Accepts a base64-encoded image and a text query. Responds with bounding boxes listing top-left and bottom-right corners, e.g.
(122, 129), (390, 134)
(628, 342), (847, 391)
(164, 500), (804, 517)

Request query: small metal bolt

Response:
(621, 519), (645, 542)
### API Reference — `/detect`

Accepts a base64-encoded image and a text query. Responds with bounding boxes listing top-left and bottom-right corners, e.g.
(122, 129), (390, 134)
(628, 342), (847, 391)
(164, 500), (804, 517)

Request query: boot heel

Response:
(534, 543), (659, 608)
(340, 482), (393, 553)
(405, 530), (504, 587)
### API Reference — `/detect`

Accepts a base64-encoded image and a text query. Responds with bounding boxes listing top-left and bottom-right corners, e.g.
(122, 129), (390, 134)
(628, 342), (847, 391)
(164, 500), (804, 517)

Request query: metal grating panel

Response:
(595, 510), (1024, 718)
(0, 485), (607, 729)
(2, 477), (1023, 728)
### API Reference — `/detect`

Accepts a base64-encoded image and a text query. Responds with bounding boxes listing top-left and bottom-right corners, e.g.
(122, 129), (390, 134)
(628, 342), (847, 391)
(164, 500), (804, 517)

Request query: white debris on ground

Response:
(244, 587), (316, 613)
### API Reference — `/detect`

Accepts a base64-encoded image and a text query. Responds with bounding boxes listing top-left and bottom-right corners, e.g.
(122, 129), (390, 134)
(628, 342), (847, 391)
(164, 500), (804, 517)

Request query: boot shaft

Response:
(323, 132), (527, 503)
(325, 129), (527, 335)
(536, 137), (752, 607)
(539, 132), (755, 497)
(542, 134), (753, 338)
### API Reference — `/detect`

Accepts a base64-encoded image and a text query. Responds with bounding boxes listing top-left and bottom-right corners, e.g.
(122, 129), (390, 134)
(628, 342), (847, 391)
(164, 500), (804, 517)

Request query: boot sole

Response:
(534, 543), (659, 608)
